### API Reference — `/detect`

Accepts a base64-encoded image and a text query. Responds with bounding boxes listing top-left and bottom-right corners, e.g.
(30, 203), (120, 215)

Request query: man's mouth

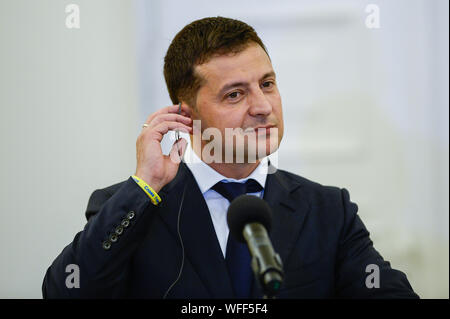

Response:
(244, 124), (276, 133)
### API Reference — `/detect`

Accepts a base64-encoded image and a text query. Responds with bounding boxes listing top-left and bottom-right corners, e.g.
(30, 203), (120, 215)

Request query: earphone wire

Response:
(162, 174), (187, 299)
(164, 103), (188, 298)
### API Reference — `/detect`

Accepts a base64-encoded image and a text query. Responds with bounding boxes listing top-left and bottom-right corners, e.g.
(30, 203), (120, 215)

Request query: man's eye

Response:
(228, 91), (241, 99)
(262, 81), (274, 88)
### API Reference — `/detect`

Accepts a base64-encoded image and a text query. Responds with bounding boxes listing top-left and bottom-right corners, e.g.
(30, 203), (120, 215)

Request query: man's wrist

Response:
(133, 172), (164, 193)
(131, 175), (162, 205)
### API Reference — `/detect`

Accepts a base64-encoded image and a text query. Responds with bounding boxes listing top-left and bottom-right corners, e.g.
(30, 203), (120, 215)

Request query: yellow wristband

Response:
(131, 175), (162, 205)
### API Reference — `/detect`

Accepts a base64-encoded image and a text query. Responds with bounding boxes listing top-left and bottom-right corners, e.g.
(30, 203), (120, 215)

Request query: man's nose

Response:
(247, 88), (272, 117)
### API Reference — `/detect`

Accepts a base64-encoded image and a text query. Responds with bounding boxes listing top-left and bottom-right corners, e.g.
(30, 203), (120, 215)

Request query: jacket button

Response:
(126, 211), (135, 220)
(109, 233), (118, 243)
(102, 240), (111, 250)
(115, 226), (124, 235)
(121, 219), (130, 228)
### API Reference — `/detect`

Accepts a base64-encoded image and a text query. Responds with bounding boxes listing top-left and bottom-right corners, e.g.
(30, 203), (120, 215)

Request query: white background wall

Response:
(0, 0), (448, 298)
(0, 0), (139, 298)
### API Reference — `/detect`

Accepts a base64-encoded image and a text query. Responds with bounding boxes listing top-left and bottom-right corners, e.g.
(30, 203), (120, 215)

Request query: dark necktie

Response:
(211, 179), (263, 298)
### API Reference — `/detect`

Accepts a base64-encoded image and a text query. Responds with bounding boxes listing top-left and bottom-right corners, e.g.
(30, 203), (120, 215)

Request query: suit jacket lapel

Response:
(157, 163), (234, 298)
(157, 162), (310, 299)
(251, 164), (311, 298)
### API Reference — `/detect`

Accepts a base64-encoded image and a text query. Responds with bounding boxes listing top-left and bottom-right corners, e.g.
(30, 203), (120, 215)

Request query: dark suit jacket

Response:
(42, 163), (419, 298)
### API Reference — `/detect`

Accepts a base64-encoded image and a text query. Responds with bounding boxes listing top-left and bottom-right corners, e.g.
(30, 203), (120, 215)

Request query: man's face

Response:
(190, 43), (284, 162)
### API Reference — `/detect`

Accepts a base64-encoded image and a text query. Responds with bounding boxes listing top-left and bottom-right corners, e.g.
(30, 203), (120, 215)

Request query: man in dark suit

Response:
(42, 17), (419, 299)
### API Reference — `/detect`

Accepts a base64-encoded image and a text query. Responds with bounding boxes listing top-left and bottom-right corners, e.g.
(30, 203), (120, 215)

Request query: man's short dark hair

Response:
(163, 16), (269, 107)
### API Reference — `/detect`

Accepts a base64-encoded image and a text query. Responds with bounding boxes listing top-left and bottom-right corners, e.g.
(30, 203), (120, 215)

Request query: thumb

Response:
(169, 138), (188, 164)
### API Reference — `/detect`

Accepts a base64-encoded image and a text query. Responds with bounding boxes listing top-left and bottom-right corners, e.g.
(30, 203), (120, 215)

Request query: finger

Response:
(169, 137), (188, 164)
(138, 121), (191, 145)
(145, 104), (191, 125)
(143, 106), (172, 125)
(149, 113), (192, 127)
(144, 105), (179, 125)
(166, 103), (191, 117)
(153, 121), (192, 136)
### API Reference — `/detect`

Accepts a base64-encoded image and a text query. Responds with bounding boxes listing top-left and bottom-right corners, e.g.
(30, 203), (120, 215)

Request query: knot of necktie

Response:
(211, 179), (263, 203)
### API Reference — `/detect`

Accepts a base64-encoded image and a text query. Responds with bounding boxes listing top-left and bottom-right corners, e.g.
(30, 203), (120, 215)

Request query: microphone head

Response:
(227, 195), (272, 243)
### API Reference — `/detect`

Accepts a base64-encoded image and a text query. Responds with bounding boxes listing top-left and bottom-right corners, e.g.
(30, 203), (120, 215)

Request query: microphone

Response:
(227, 195), (284, 298)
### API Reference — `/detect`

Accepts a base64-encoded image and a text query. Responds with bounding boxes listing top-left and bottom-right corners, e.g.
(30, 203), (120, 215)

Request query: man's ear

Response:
(180, 100), (198, 118)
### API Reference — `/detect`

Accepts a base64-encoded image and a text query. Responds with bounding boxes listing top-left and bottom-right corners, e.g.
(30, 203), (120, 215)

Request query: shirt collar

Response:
(184, 144), (268, 194)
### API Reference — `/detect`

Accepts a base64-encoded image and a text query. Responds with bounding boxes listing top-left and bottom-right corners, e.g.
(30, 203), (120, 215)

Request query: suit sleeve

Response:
(42, 177), (159, 298)
(334, 188), (419, 298)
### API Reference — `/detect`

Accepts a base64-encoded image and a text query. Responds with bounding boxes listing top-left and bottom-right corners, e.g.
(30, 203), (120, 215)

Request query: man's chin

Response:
(259, 133), (281, 156)
(230, 140), (280, 164)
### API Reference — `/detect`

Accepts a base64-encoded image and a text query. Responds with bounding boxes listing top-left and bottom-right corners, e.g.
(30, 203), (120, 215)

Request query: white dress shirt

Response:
(184, 145), (268, 258)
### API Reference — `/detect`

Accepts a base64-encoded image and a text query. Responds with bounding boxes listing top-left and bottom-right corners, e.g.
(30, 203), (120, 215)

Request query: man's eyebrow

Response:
(218, 81), (247, 96)
(218, 71), (276, 96)
(261, 71), (276, 80)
